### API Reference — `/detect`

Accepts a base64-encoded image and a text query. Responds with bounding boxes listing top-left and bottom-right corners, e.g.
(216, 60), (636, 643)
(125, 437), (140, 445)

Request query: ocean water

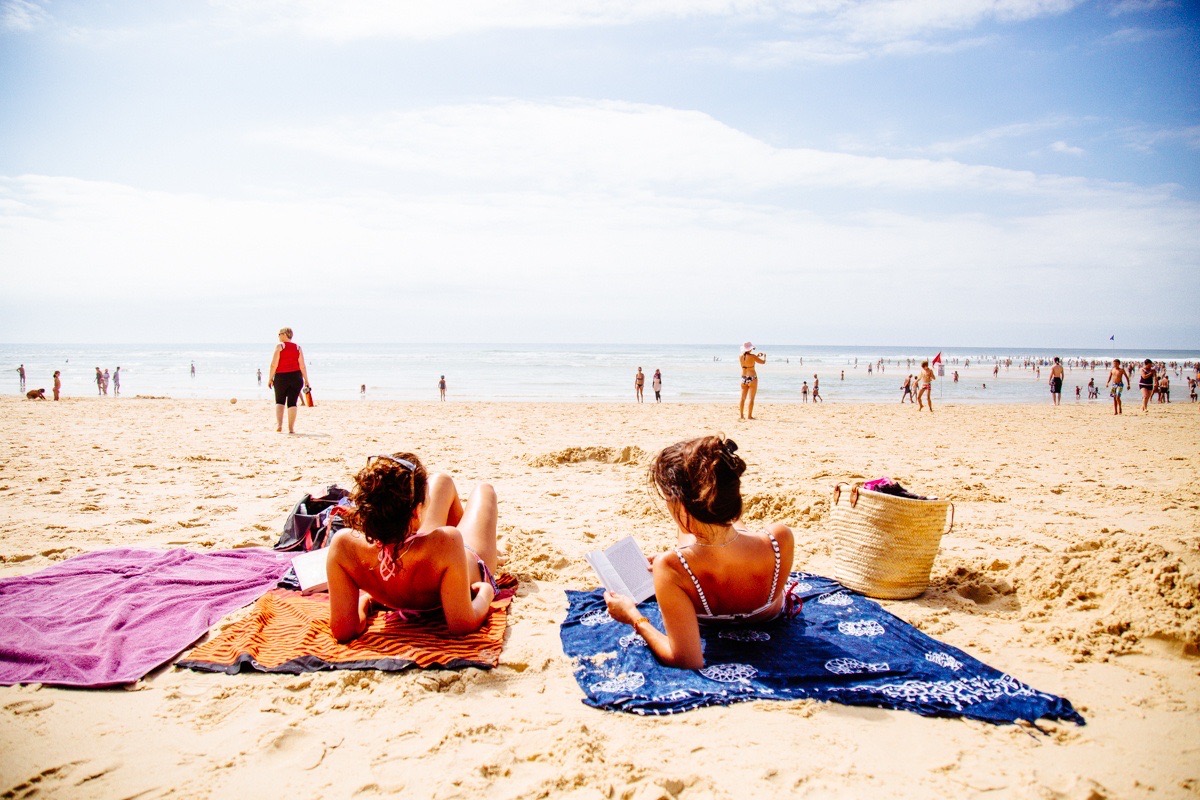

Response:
(3, 343), (1197, 404)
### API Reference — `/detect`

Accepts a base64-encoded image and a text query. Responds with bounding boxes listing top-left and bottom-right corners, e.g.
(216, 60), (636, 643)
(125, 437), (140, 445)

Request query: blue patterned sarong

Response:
(560, 573), (1084, 725)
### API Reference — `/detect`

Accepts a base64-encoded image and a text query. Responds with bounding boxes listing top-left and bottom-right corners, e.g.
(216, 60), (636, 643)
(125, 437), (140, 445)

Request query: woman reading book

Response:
(603, 435), (796, 668)
(326, 453), (500, 642)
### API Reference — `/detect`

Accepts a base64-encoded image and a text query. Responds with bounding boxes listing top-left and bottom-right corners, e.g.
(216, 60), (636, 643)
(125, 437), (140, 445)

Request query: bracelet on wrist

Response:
(631, 615), (650, 628)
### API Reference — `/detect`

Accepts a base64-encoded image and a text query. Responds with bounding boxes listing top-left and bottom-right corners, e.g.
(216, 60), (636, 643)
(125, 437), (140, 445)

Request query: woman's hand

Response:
(604, 591), (641, 625)
(470, 581), (495, 605)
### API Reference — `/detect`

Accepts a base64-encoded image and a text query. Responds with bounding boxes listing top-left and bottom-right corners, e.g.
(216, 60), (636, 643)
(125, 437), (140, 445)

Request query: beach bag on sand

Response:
(829, 481), (954, 600)
(274, 485), (351, 552)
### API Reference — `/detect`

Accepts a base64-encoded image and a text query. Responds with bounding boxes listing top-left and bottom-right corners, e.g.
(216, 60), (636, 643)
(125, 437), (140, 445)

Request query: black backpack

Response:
(273, 485), (352, 552)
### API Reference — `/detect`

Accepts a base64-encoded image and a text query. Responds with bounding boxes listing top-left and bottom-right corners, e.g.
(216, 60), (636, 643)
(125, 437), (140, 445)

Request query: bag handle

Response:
(944, 501), (955, 535)
(832, 482), (862, 508)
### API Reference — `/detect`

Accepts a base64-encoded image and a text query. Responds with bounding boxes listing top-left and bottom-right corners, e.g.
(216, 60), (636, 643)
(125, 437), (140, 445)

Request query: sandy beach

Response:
(1, 396), (1197, 799)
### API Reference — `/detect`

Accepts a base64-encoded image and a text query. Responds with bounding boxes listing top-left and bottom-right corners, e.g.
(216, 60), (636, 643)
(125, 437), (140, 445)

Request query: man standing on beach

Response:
(1106, 359), (1125, 415)
(812, 374), (822, 402)
(1049, 357), (1064, 406)
(17, 364), (25, 392)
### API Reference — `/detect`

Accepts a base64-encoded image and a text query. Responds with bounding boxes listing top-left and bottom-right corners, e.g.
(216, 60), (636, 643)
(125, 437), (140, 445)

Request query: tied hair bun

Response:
(712, 437), (744, 476)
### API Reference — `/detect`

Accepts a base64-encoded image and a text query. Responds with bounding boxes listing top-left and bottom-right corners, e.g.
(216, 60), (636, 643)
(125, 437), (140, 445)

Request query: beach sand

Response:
(1, 396), (1197, 799)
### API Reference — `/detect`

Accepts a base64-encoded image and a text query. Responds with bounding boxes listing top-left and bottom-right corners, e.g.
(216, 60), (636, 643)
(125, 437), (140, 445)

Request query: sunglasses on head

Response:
(368, 454), (416, 471)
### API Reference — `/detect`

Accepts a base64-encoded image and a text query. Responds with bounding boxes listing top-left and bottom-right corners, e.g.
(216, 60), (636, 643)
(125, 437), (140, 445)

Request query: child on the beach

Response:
(602, 435), (797, 669)
(326, 453), (501, 642)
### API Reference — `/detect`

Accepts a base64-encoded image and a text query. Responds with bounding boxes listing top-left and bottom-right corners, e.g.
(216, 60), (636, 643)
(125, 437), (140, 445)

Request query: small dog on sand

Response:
(26, 388), (47, 400)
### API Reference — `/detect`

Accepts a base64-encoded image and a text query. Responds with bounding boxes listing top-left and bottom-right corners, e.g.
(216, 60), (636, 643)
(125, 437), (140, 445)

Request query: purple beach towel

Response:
(0, 547), (291, 687)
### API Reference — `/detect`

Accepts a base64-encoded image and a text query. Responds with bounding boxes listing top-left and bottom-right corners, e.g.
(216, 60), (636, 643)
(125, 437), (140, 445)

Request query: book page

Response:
(604, 537), (654, 602)
(585, 536), (654, 603)
(292, 547), (330, 594)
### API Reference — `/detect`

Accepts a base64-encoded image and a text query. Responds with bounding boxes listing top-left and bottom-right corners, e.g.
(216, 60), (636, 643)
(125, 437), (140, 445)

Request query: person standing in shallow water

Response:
(811, 374), (822, 402)
(1049, 357), (1064, 406)
(738, 342), (766, 420)
(1138, 359), (1156, 412)
(268, 327), (310, 434)
(17, 364), (25, 392)
(634, 367), (645, 403)
(439, 375), (447, 401)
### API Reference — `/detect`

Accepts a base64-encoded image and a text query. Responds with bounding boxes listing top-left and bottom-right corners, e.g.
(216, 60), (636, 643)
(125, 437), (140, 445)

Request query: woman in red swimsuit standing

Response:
(603, 435), (796, 668)
(267, 327), (310, 434)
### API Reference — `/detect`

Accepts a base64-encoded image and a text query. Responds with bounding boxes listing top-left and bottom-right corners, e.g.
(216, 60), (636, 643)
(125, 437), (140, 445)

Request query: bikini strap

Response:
(765, 531), (782, 605)
(674, 548), (713, 616)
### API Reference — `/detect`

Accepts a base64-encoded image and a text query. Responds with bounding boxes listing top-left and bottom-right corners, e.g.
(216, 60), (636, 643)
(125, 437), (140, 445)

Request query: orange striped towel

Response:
(178, 575), (517, 674)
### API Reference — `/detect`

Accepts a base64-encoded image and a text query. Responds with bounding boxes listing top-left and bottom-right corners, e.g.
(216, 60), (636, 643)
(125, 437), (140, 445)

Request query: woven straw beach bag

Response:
(829, 482), (955, 600)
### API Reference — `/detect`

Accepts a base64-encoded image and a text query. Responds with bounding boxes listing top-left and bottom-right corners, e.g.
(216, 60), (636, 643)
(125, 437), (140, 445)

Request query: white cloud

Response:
(1, 0), (47, 31)
(1109, 0), (1176, 16)
(253, 100), (1110, 202)
(4, 98), (1198, 343)
(1050, 140), (1085, 156)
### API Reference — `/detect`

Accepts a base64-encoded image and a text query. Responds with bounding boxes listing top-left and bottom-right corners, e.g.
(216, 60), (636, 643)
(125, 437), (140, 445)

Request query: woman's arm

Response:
(327, 531), (371, 643)
(436, 528), (495, 635)
(605, 556), (704, 669)
(267, 345), (281, 387)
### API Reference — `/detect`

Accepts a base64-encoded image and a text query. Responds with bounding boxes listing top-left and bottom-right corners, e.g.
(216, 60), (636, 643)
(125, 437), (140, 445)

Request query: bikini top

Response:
(674, 531), (782, 623)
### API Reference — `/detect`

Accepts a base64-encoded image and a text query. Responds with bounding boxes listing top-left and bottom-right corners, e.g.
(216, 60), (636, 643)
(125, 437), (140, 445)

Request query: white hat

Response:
(742, 341), (754, 353)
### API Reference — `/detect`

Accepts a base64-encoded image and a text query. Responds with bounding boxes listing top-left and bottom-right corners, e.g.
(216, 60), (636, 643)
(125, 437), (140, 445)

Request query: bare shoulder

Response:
(763, 522), (794, 549)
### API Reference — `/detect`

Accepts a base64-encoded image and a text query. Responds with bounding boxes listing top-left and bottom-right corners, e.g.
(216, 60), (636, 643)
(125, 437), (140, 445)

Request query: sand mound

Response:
(1013, 531), (1200, 660)
(741, 491), (828, 528)
(525, 446), (647, 468)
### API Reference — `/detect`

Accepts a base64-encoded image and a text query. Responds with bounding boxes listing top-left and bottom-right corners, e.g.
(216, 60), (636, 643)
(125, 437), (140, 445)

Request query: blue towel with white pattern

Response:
(560, 573), (1084, 725)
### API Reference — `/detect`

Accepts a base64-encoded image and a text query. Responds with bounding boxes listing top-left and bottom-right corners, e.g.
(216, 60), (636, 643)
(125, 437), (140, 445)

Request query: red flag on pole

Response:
(932, 352), (943, 365)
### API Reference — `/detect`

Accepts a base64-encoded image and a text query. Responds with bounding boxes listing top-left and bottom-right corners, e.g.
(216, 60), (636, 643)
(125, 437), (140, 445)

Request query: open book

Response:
(291, 547), (330, 594)
(584, 536), (655, 603)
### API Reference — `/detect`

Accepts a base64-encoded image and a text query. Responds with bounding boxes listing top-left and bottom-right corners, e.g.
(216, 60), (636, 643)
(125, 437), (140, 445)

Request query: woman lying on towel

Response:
(604, 435), (796, 668)
(327, 453), (500, 642)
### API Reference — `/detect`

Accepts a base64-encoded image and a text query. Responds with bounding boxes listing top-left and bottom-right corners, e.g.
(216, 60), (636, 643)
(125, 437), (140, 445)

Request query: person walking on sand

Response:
(1106, 359), (1125, 415)
(634, 367), (645, 403)
(52, 370), (61, 401)
(916, 360), (935, 412)
(901, 375), (913, 403)
(652, 369), (662, 403)
(738, 342), (766, 420)
(94, 367), (103, 396)
(1158, 371), (1170, 403)
(268, 327), (311, 434)
(1138, 359), (1156, 412)
(1049, 357), (1064, 406)
(439, 375), (447, 401)
(811, 374), (822, 403)
(17, 364), (25, 392)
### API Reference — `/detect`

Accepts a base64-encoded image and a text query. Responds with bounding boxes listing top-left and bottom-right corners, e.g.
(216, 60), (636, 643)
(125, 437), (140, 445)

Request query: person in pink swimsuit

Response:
(326, 453), (500, 642)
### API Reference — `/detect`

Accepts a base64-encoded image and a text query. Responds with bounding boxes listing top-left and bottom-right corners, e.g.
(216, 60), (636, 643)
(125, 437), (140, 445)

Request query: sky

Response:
(1, 0), (1198, 348)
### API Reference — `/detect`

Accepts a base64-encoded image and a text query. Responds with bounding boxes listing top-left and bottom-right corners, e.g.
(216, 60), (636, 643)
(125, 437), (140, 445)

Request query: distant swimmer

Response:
(739, 342), (766, 420)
